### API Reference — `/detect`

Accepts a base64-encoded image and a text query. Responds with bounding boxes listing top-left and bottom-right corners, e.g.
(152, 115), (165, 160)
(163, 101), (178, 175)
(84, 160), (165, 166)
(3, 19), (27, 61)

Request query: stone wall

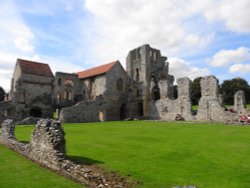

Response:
(0, 119), (133, 188)
(234, 90), (247, 114)
(54, 72), (83, 108)
(60, 96), (107, 123)
(1, 119), (16, 140)
(196, 76), (238, 122)
(29, 119), (66, 168)
(148, 77), (194, 121)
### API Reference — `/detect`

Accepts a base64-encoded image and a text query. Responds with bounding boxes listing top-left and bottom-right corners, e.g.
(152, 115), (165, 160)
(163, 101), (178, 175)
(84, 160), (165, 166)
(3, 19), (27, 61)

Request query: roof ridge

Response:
(17, 58), (54, 77)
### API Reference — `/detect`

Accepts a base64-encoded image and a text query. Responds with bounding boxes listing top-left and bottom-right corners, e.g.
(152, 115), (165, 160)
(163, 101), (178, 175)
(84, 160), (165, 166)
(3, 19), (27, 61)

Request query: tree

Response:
(191, 77), (202, 105)
(220, 77), (250, 105)
(0, 86), (5, 101)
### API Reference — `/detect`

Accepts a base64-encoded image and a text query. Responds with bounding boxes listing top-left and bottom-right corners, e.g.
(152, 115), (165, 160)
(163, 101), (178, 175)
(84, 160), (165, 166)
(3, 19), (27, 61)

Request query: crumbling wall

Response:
(234, 90), (247, 115)
(29, 119), (66, 168)
(0, 101), (15, 123)
(175, 78), (193, 120)
(196, 76), (238, 122)
(1, 119), (16, 140)
(0, 119), (132, 188)
(60, 96), (107, 123)
(149, 77), (194, 121)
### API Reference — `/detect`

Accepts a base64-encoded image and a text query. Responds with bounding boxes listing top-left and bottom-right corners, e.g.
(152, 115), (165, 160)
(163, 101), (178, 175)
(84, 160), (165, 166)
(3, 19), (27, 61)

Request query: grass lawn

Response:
(14, 121), (250, 188)
(0, 144), (83, 188)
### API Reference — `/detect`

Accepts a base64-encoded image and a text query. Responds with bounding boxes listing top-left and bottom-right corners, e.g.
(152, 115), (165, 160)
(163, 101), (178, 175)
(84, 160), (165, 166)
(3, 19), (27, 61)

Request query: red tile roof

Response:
(76, 61), (118, 79)
(17, 59), (54, 77)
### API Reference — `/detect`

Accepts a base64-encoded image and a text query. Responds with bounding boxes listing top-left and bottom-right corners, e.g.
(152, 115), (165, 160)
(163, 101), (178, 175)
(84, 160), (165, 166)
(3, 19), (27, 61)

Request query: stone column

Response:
(234, 90), (246, 114)
(176, 77), (193, 120)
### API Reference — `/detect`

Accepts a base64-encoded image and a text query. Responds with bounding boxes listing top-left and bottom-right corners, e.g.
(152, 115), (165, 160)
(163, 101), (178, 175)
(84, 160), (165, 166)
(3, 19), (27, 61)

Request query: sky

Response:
(0, 0), (250, 92)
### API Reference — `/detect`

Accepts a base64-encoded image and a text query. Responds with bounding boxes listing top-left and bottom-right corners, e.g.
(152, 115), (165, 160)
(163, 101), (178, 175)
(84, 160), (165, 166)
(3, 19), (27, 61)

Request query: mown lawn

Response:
(14, 121), (250, 188)
(0, 144), (83, 188)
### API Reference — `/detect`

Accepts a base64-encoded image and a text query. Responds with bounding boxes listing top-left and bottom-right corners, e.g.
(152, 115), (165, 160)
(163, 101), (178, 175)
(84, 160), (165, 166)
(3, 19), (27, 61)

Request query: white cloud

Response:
(83, 0), (212, 65)
(209, 47), (250, 67)
(0, 1), (34, 53)
(169, 58), (210, 81)
(14, 38), (34, 53)
(204, 0), (250, 33)
(229, 64), (250, 74)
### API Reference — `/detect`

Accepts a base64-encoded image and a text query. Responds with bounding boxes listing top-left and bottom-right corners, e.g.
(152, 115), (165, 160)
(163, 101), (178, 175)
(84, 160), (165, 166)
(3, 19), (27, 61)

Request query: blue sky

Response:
(0, 0), (250, 91)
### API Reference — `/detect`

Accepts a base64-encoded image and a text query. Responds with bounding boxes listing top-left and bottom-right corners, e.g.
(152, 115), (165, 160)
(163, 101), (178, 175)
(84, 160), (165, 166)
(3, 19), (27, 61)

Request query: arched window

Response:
(58, 78), (62, 86)
(116, 79), (123, 91)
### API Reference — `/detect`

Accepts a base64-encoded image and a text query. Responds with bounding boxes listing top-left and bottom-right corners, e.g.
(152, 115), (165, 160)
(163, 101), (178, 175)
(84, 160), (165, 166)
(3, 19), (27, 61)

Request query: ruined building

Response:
(0, 44), (248, 123)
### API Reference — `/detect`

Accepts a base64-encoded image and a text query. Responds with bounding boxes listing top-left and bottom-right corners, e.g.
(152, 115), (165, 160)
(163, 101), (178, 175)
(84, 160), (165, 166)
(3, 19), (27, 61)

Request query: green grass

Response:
(14, 121), (250, 188)
(0, 144), (83, 188)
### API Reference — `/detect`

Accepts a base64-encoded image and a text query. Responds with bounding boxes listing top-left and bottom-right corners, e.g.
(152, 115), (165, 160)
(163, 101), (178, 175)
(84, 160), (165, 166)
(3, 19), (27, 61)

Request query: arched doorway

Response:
(30, 107), (42, 118)
(120, 104), (126, 120)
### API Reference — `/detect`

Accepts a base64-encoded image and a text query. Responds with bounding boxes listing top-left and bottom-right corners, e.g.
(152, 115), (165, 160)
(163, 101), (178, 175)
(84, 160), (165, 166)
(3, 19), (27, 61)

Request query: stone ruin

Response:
(234, 90), (247, 115)
(148, 75), (246, 123)
(29, 119), (66, 168)
(0, 119), (134, 188)
(1, 119), (16, 140)
(0, 44), (249, 124)
(196, 76), (239, 122)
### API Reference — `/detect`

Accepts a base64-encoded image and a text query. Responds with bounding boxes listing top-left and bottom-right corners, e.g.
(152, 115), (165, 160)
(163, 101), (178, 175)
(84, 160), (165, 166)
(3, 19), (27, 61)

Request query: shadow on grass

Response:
(19, 141), (30, 144)
(67, 155), (104, 165)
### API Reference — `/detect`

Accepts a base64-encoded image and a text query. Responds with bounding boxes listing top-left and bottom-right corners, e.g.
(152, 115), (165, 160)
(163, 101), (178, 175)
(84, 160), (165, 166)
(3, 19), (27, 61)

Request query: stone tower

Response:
(126, 44), (174, 118)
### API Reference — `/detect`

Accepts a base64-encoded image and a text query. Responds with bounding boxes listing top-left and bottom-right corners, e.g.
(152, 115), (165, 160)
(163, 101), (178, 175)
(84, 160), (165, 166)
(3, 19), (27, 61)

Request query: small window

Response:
(58, 78), (62, 86)
(136, 68), (140, 81)
(116, 79), (123, 91)
(82, 90), (85, 100)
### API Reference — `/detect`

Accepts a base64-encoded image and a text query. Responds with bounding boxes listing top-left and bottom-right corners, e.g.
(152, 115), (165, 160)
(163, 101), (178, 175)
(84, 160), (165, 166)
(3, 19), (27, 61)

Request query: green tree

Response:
(220, 77), (250, 105)
(0, 86), (5, 101)
(191, 77), (202, 105)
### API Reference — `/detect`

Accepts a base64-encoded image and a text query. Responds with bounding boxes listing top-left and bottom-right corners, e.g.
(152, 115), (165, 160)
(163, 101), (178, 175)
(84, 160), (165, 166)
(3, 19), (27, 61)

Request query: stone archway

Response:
(30, 107), (42, 118)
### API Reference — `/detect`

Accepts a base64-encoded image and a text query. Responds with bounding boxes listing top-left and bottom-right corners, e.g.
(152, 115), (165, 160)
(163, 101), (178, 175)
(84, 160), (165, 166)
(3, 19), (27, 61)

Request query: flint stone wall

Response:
(1, 119), (16, 140)
(234, 90), (246, 115)
(196, 76), (238, 122)
(60, 96), (106, 123)
(29, 119), (66, 168)
(149, 77), (194, 121)
(0, 119), (132, 188)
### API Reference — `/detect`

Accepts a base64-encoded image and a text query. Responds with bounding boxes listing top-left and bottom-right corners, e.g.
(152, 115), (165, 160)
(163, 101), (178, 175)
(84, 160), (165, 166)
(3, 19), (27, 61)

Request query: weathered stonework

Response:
(1, 119), (16, 140)
(0, 119), (134, 188)
(60, 96), (106, 123)
(196, 76), (238, 122)
(29, 119), (66, 168)
(0, 44), (247, 124)
(148, 77), (194, 121)
(234, 90), (246, 114)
